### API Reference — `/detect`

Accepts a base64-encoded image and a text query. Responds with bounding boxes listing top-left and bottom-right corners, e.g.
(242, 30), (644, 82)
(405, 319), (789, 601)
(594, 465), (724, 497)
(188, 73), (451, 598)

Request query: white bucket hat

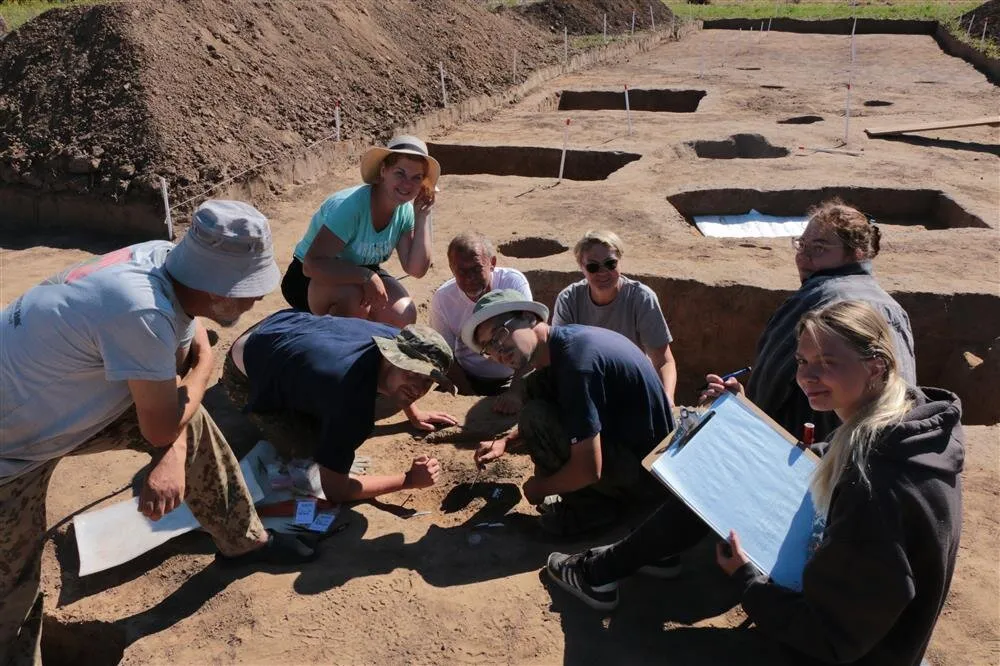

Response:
(360, 135), (441, 190)
(164, 200), (281, 298)
(460, 289), (550, 354)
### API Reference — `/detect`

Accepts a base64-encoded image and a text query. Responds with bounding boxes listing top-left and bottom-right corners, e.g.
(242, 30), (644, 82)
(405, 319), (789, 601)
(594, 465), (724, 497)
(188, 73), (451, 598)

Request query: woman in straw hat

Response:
(282, 135), (441, 327)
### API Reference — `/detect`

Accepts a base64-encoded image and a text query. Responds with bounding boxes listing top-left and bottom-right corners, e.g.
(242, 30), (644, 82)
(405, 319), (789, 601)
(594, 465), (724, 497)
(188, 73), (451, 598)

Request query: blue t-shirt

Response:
(549, 325), (673, 459)
(292, 184), (415, 267)
(242, 310), (399, 474)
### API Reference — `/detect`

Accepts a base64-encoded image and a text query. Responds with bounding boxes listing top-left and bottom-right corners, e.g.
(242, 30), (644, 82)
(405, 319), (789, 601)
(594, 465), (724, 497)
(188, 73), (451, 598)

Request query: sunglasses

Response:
(791, 237), (841, 259)
(584, 258), (619, 274)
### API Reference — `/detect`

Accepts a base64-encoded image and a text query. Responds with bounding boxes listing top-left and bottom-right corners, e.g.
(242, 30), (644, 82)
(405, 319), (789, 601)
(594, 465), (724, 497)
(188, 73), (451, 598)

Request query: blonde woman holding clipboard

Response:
(546, 300), (963, 666)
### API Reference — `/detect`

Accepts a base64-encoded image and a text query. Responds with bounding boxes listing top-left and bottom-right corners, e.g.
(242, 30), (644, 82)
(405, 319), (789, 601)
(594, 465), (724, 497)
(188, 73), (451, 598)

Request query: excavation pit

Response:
(761, 85), (785, 89)
(864, 99), (894, 107)
(524, 269), (1000, 425)
(557, 89), (707, 113)
(498, 237), (568, 259)
(686, 134), (789, 159)
(667, 187), (988, 230)
(427, 143), (640, 181)
(777, 115), (824, 124)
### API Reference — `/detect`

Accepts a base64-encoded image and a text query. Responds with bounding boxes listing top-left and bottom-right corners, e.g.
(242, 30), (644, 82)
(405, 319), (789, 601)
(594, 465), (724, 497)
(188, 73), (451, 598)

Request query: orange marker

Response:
(802, 422), (815, 447)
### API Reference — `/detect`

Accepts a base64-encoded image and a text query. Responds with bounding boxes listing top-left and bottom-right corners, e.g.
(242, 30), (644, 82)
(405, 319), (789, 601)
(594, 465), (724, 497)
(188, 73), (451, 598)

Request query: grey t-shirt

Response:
(0, 241), (195, 482)
(551, 276), (672, 351)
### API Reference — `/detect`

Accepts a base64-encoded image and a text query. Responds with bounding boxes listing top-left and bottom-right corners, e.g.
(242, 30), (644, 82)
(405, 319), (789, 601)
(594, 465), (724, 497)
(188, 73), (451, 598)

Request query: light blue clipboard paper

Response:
(644, 392), (821, 590)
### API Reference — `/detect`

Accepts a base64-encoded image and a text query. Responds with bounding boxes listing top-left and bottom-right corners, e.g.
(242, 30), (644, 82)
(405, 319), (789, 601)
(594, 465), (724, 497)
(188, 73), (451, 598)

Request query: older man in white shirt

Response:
(430, 232), (532, 414)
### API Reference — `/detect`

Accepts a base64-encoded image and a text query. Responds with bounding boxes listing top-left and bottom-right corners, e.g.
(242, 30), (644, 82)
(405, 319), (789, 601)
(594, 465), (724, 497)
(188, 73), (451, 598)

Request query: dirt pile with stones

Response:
(512, 0), (675, 36)
(0, 0), (567, 218)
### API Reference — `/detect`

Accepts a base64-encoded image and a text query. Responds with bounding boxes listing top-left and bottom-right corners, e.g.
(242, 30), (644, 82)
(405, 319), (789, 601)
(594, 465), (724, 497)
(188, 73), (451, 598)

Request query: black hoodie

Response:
(732, 387), (964, 666)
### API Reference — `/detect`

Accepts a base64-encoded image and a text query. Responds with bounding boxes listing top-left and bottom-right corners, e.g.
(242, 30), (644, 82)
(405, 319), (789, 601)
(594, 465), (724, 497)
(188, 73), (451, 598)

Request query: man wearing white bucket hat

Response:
(464, 290), (674, 537)
(0, 201), (315, 664)
(282, 134), (441, 328)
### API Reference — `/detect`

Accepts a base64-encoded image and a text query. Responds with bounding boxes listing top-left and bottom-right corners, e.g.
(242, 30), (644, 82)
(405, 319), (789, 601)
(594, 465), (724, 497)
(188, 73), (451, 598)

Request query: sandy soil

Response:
(1, 28), (997, 665)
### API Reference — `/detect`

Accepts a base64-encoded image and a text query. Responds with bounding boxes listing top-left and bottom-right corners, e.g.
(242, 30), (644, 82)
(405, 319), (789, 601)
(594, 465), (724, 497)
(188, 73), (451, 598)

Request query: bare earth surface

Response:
(0, 29), (997, 666)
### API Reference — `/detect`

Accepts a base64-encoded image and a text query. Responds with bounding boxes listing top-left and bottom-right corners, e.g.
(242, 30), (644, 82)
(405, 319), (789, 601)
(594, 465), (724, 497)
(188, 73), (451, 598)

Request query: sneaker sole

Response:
(545, 566), (619, 611)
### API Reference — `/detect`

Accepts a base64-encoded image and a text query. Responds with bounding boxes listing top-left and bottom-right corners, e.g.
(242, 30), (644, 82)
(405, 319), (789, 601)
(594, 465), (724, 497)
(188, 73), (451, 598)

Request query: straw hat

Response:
(360, 135), (441, 190)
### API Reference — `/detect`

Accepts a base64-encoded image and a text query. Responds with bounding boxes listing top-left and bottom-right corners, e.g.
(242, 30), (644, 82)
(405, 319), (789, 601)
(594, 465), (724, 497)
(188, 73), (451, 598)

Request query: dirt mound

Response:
(513, 0), (674, 36)
(0, 0), (566, 219)
(959, 0), (1000, 45)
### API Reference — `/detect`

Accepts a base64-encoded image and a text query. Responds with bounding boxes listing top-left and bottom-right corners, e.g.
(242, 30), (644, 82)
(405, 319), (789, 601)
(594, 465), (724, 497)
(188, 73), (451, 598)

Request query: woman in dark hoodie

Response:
(546, 300), (964, 666)
(745, 200), (916, 442)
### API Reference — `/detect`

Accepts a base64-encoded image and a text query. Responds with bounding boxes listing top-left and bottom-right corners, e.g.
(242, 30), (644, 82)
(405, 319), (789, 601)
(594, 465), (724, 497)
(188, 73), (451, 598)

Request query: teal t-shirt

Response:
(293, 184), (415, 267)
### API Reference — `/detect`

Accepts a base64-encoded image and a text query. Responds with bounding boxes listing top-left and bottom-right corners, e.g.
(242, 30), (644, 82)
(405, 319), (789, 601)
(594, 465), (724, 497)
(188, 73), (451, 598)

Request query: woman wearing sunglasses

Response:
(735, 199), (916, 442)
(547, 300), (963, 666)
(552, 230), (678, 405)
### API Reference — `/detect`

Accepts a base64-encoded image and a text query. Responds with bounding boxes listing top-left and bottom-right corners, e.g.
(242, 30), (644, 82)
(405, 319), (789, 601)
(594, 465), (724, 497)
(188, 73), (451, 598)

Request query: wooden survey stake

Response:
(865, 115), (1000, 137)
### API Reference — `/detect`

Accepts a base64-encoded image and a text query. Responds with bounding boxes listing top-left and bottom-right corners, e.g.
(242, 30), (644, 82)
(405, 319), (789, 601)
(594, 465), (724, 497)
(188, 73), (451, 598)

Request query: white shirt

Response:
(429, 267), (532, 379)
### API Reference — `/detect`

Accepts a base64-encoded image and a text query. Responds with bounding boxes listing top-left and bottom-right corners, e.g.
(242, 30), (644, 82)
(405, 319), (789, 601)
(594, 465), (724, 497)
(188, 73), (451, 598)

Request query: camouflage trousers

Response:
(0, 405), (267, 666)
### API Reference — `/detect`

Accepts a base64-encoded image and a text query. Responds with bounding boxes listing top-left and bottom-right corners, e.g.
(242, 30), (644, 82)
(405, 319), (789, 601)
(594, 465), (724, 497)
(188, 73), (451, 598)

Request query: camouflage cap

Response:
(373, 324), (456, 394)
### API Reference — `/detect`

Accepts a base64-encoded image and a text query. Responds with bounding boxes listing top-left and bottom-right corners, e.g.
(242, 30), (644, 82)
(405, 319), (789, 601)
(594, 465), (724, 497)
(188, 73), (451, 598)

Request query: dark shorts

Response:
(281, 257), (396, 313)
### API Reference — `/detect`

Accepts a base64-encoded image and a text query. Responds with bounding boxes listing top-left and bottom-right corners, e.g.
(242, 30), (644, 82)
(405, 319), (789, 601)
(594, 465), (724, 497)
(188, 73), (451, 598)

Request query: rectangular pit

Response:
(427, 143), (640, 181)
(558, 89), (706, 113)
(667, 187), (988, 231)
(524, 269), (1000, 425)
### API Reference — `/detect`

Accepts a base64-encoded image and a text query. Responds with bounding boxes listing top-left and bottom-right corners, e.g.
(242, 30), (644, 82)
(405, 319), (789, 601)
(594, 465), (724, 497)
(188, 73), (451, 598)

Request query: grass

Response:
(0, 0), (108, 31)
(664, 1), (981, 22)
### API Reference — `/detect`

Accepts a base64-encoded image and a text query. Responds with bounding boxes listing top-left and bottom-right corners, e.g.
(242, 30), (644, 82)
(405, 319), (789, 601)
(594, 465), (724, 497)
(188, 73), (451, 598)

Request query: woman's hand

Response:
(413, 186), (435, 219)
(360, 270), (389, 309)
(716, 530), (751, 576)
(698, 373), (745, 405)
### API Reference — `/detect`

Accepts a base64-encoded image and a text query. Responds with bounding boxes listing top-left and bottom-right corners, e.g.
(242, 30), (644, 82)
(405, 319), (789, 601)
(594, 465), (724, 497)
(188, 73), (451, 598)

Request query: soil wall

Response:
(524, 269), (1000, 425)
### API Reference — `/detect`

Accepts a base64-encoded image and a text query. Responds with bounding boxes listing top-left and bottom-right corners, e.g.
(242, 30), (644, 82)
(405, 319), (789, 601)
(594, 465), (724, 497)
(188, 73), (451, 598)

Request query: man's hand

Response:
(139, 440), (187, 520)
(404, 455), (441, 489)
(360, 271), (389, 309)
(407, 408), (458, 432)
(492, 390), (522, 415)
(522, 475), (545, 505)
(716, 530), (751, 576)
(474, 437), (508, 467)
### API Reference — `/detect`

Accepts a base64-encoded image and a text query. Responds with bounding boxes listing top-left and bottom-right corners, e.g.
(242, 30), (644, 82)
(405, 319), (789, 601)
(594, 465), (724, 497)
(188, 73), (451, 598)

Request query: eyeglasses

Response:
(584, 258), (619, 274)
(791, 237), (840, 259)
(479, 317), (518, 358)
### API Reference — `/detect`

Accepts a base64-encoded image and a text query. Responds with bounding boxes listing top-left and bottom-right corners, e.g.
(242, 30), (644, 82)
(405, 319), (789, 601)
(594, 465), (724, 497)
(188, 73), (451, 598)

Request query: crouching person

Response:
(0, 202), (316, 665)
(463, 290), (673, 536)
(226, 312), (458, 502)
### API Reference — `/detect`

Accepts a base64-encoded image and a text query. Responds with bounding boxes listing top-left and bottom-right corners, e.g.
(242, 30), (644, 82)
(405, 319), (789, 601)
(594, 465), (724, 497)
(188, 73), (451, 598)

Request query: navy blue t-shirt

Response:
(549, 325), (673, 459)
(242, 310), (398, 474)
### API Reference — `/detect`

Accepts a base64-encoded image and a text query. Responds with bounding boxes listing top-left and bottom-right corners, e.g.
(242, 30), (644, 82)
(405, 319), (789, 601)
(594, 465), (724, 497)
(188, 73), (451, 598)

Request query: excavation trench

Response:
(427, 143), (640, 181)
(686, 134), (789, 159)
(667, 187), (989, 230)
(498, 237), (568, 259)
(524, 269), (1000, 425)
(557, 89), (706, 113)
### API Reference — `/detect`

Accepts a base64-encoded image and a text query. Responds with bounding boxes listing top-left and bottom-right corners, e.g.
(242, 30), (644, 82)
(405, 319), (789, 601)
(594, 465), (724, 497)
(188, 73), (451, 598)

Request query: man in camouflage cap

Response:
(224, 310), (458, 502)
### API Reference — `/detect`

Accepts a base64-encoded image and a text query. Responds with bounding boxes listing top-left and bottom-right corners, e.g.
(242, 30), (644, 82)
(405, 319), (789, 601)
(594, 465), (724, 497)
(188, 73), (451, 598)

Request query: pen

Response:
(698, 366), (752, 392)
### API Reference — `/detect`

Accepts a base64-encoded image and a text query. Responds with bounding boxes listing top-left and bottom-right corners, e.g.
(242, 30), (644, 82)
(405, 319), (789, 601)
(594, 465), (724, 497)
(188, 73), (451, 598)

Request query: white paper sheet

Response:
(649, 393), (820, 590)
(74, 443), (268, 576)
(693, 209), (809, 238)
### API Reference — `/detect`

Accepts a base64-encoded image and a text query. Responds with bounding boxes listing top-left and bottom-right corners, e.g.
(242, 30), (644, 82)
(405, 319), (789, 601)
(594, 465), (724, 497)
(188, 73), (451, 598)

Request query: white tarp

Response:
(694, 209), (809, 238)
(74, 444), (268, 576)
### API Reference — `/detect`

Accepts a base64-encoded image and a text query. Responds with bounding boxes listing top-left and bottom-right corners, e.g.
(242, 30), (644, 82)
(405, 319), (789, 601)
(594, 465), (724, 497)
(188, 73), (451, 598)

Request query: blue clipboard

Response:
(643, 392), (822, 590)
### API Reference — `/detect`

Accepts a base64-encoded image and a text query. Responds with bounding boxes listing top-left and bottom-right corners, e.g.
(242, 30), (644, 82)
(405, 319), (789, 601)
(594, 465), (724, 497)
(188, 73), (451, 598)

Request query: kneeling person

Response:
(464, 290), (674, 536)
(228, 312), (457, 502)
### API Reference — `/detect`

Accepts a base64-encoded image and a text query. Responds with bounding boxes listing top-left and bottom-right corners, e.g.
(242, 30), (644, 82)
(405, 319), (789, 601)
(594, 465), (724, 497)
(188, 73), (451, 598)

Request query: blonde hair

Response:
(796, 300), (913, 513)
(573, 230), (624, 264)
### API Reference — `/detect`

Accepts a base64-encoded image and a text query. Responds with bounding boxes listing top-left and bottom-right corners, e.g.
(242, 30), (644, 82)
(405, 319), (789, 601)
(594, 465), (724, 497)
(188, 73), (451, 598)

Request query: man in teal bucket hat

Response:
(462, 289), (674, 537)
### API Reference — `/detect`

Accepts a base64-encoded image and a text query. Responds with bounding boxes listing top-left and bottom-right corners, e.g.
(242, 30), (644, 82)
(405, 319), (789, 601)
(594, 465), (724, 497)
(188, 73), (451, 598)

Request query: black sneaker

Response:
(638, 555), (683, 579)
(215, 529), (317, 568)
(546, 552), (619, 611)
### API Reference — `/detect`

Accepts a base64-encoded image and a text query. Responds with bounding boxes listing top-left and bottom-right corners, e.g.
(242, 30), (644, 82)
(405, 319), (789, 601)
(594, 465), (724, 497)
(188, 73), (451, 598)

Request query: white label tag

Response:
(307, 513), (336, 533)
(294, 499), (317, 525)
